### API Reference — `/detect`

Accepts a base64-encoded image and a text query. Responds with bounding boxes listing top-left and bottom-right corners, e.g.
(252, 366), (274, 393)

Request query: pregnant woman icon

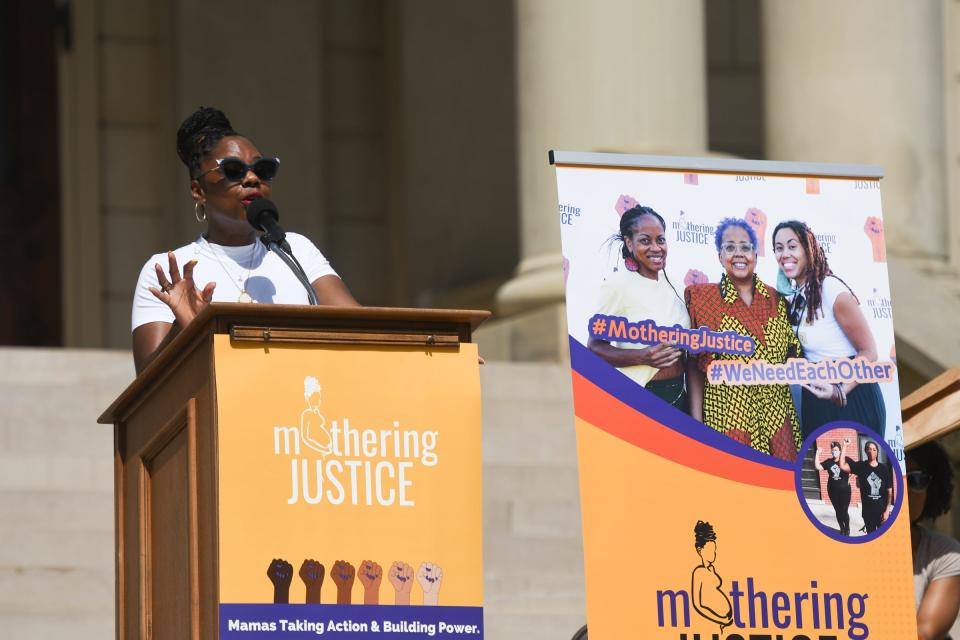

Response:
(301, 376), (332, 456)
(691, 520), (733, 632)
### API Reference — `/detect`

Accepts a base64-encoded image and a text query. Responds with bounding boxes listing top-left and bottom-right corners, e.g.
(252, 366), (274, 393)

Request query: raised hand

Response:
(331, 560), (356, 605)
(615, 194), (639, 216)
(358, 560), (383, 605)
(267, 558), (293, 604)
(684, 269), (709, 288)
(299, 559), (325, 604)
(744, 208), (768, 256)
(388, 561), (414, 605)
(148, 252), (216, 328)
(416, 562), (443, 606)
(863, 216), (886, 262)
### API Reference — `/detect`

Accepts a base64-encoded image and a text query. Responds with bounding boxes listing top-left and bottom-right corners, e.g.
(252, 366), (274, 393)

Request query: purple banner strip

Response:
(220, 604), (483, 639)
(569, 336), (793, 471)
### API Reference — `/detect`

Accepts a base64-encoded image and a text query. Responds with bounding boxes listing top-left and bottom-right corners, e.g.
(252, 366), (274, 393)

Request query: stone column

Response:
(175, 0), (324, 246)
(497, 0), (708, 317)
(763, 0), (947, 260)
(763, 1), (960, 371)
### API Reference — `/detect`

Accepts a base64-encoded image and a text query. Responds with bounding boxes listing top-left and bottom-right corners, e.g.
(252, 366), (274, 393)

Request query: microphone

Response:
(246, 198), (292, 254)
(244, 198), (319, 305)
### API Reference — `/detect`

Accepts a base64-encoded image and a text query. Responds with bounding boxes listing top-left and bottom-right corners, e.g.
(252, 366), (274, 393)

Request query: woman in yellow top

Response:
(588, 205), (691, 410)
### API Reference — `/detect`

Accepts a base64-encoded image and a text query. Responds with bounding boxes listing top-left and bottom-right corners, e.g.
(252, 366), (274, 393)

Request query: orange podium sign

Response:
(214, 335), (484, 636)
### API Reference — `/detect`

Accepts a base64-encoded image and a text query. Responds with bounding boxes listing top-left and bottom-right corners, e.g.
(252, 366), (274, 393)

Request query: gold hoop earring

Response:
(195, 202), (206, 223)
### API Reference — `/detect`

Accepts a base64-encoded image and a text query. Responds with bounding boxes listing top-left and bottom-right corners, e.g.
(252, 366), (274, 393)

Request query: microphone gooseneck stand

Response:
(245, 198), (319, 306)
(260, 234), (319, 306)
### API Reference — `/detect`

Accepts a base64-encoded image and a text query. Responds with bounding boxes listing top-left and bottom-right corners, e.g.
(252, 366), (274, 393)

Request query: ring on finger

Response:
(161, 283), (172, 293)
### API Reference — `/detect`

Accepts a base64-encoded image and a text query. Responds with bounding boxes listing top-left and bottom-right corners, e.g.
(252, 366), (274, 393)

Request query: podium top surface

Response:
(98, 303), (489, 425)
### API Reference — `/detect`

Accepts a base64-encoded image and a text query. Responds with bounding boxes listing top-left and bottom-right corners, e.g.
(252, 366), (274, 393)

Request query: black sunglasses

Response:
(907, 470), (932, 491)
(788, 292), (806, 326)
(196, 156), (280, 183)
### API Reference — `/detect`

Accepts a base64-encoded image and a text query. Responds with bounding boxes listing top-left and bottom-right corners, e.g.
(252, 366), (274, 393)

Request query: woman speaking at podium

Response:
(131, 107), (358, 373)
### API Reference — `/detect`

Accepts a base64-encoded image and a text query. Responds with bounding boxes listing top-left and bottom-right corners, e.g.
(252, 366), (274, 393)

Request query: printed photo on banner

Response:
(794, 424), (903, 543)
(555, 158), (917, 639)
(559, 169), (901, 468)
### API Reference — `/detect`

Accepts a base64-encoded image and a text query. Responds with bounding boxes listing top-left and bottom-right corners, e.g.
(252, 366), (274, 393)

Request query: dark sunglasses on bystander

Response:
(907, 470), (932, 492)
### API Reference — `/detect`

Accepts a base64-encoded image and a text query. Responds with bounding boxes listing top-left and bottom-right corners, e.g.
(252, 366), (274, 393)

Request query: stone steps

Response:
(0, 350), (588, 639)
(0, 348), (127, 639)
(479, 363), (586, 639)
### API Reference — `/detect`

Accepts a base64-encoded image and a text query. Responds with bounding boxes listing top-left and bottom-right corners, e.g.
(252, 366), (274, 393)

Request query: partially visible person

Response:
(685, 218), (801, 461)
(815, 439), (852, 536)
(772, 220), (885, 437)
(908, 440), (960, 640)
(132, 107), (358, 373)
(588, 205), (690, 410)
(840, 440), (893, 534)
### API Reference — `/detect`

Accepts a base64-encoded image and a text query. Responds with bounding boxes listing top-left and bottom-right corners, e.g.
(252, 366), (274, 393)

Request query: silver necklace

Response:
(201, 236), (258, 303)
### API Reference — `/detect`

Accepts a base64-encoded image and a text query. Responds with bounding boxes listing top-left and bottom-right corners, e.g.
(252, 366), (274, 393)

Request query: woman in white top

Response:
(132, 107), (359, 373)
(588, 205), (691, 410)
(772, 220), (884, 437)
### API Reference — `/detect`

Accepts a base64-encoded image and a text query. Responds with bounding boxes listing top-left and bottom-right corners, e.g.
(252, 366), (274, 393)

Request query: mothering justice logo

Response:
(866, 288), (893, 320)
(673, 210), (715, 246)
(271, 376), (440, 508)
(815, 232), (837, 254)
(559, 202), (581, 226)
(655, 521), (870, 640)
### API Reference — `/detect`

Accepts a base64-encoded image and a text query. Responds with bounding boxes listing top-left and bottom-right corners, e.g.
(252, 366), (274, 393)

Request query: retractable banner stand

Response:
(553, 151), (915, 639)
(214, 336), (484, 638)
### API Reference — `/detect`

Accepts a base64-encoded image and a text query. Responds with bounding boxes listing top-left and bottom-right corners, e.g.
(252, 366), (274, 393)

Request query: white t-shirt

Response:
(594, 268), (691, 387)
(132, 232), (338, 331)
(792, 275), (858, 362)
(914, 526), (960, 609)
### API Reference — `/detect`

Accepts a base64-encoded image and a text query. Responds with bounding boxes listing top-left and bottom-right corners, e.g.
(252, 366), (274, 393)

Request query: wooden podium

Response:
(98, 304), (488, 639)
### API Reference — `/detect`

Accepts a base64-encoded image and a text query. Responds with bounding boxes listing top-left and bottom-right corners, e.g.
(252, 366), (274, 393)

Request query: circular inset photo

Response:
(794, 422), (903, 544)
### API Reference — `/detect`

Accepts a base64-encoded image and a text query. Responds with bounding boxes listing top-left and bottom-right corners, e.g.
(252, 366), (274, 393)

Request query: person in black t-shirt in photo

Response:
(841, 440), (894, 534)
(815, 439), (852, 535)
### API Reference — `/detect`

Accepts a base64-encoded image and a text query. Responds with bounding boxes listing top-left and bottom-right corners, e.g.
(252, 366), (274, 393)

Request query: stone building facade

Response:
(3, 1), (960, 637)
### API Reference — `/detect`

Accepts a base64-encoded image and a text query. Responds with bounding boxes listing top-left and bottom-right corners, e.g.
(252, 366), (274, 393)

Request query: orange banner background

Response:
(214, 336), (483, 607)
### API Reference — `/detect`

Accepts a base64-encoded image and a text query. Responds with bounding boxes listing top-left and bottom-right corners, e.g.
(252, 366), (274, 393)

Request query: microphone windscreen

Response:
(245, 198), (279, 230)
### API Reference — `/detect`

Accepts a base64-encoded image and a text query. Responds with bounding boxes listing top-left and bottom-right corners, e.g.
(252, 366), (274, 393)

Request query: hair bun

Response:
(693, 520), (716, 545)
(176, 106), (238, 175)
